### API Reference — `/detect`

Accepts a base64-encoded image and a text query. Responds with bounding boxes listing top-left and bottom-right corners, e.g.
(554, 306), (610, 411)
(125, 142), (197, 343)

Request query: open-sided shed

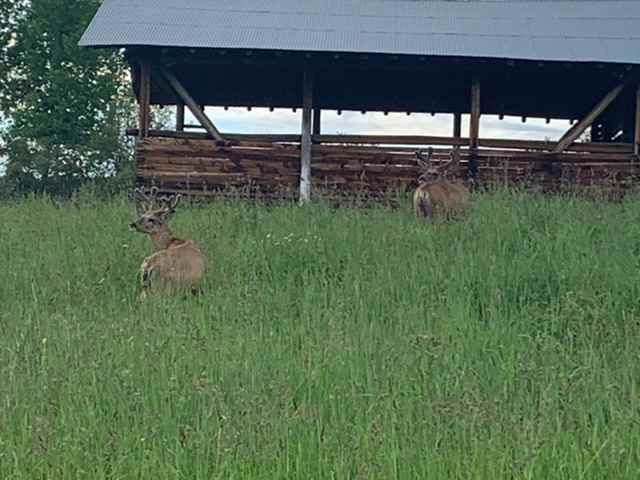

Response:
(80, 0), (640, 200)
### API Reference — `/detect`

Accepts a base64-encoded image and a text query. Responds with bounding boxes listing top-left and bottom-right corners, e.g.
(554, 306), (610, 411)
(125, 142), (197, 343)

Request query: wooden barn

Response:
(79, 0), (640, 202)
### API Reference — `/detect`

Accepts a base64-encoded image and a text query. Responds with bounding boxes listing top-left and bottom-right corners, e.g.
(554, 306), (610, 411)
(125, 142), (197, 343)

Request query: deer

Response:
(413, 147), (472, 221)
(130, 187), (205, 298)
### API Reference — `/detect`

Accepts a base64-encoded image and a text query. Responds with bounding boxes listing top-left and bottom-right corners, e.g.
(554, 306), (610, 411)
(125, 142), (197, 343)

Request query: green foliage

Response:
(2, 191), (640, 479)
(0, 0), (135, 196)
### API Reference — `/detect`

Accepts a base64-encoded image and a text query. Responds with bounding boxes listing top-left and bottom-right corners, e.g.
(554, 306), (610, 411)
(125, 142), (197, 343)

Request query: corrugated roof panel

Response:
(79, 0), (640, 65)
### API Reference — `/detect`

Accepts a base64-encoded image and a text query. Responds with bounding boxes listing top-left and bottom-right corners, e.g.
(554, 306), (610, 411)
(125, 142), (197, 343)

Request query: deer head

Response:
(130, 187), (182, 235)
(416, 148), (461, 183)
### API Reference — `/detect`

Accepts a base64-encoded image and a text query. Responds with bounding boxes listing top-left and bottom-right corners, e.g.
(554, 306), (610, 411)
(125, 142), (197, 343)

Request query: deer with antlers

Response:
(413, 147), (472, 221)
(130, 187), (205, 298)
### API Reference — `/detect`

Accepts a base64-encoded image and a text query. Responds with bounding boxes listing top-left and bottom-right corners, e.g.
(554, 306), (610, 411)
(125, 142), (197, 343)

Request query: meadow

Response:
(1, 190), (639, 479)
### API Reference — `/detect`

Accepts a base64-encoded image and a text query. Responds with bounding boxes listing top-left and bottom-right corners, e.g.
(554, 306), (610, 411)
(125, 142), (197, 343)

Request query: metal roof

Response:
(79, 0), (640, 65)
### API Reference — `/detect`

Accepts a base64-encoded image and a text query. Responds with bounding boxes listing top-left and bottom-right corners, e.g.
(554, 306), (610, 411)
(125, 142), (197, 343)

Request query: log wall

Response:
(136, 135), (640, 201)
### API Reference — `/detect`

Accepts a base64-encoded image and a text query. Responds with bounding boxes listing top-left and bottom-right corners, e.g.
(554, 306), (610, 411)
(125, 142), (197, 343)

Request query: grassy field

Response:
(1, 190), (640, 479)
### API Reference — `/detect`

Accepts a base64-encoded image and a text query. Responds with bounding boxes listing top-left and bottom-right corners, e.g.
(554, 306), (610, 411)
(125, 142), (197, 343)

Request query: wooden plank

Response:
(176, 101), (185, 132)
(300, 69), (313, 203)
(160, 68), (225, 142)
(138, 61), (151, 138)
(479, 138), (631, 154)
(137, 169), (299, 184)
(314, 134), (468, 147)
(127, 128), (299, 145)
(137, 144), (301, 160)
(635, 84), (640, 157)
(554, 82), (626, 153)
(225, 133), (300, 143)
(125, 129), (634, 154)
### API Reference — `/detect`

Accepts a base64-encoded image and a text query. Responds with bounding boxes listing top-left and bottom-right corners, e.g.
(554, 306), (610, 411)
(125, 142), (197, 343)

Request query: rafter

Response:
(553, 82), (626, 153)
(161, 68), (224, 142)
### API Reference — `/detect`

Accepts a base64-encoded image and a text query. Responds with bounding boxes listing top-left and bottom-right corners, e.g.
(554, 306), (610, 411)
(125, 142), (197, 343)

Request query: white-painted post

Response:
(300, 68), (313, 203)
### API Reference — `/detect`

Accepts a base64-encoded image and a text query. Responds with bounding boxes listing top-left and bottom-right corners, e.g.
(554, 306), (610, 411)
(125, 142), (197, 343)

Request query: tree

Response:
(0, 0), (136, 196)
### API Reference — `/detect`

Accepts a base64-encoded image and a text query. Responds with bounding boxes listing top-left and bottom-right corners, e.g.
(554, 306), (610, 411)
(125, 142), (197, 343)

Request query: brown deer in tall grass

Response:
(130, 187), (205, 298)
(413, 147), (471, 220)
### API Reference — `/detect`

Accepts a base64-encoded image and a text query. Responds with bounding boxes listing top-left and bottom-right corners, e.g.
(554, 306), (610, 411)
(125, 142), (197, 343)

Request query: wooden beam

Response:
(138, 61), (151, 138)
(469, 78), (481, 178)
(125, 129), (634, 154)
(453, 112), (462, 139)
(635, 84), (640, 156)
(313, 108), (321, 136)
(300, 69), (313, 203)
(176, 100), (185, 132)
(554, 82), (626, 153)
(469, 78), (481, 149)
(160, 68), (224, 142)
(452, 112), (462, 163)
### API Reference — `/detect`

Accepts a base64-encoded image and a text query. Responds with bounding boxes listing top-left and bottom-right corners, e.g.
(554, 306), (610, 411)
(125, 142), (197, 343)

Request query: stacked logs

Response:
(136, 136), (640, 201)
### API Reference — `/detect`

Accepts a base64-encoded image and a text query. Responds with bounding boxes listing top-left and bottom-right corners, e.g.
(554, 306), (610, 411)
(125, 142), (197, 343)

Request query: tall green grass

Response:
(1, 191), (639, 479)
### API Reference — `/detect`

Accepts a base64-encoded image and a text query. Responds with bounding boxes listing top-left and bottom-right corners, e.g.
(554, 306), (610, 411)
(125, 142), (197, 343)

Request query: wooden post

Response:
(138, 61), (151, 138)
(161, 68), (224, 142)
(176, 100), (185, 132)
(635, 84), (640, 156)
(469, 78), (481, 178)
(300, 69), (313, 204)
(452, 112), (462, 164)
(453, 112), (462, 140)
(553, 82), (626, 153)
(469, 79), (481, 149)
(313, 108), (321, 136)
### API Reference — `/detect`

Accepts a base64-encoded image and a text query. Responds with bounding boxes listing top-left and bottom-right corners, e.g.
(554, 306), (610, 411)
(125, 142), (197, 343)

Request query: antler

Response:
(133, 186), (159, 214)
(158, 193), (182, 213)
(439, 149), (461, 177)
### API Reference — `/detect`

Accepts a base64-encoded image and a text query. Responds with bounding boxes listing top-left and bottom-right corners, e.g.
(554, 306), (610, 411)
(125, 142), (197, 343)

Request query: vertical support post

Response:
(176, 100), (185, 132)
(138, 61), (151, 138)
(300, 68), (313, 204)
(469, 78), (481, 149)
(313, 108), (322, 136)
(635, 84), (640, 157)
(469, 77), (481, 178)
(452, 111), (462, 165)
(453, 112), (462, 140)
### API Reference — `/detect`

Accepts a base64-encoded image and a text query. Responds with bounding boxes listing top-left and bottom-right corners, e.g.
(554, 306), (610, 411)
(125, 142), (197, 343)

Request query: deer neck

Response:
(149, 225), (177, 251)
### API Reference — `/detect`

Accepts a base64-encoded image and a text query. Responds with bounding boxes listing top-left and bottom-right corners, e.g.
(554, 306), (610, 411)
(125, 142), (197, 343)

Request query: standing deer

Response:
(130, 187), (205, 297)
(413, 147), (471, 220)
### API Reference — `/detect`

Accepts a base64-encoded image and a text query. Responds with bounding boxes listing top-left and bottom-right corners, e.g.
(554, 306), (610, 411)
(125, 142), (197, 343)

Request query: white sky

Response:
(191, 107), (571, 141)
